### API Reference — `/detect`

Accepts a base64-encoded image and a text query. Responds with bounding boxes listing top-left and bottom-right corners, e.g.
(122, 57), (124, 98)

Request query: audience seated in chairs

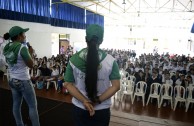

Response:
(185, 75), (194, 87)
(162, 72), (173, 107)
(57, 64), (67, 92)
(46, 65), (59, 90)
(134, 70), (145, 84)
(27, 47), (194, 112)
(172, 70), (180, 86)
(146, 69), (162, 102)
(37, 63), (51, 88)
(175, 74), (186, 88)
(30, 65), (40, 86)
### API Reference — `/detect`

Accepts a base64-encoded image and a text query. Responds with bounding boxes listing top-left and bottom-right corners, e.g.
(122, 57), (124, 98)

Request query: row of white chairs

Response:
(116, 80), (194, 112)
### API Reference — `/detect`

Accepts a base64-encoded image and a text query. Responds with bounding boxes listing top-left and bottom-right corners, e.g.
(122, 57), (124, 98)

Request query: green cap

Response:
(9, 26), (29, 38)
(86, 24), (104, 44)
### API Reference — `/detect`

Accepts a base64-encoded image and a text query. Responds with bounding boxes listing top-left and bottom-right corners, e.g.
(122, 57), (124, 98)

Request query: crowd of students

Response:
(27, 47), (194, 108)
(30, 45), (73, 93)
(105, 49), (194, 107)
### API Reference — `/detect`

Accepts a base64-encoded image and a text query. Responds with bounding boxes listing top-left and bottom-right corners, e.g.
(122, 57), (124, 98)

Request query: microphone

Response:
(26, 42), (32, 48)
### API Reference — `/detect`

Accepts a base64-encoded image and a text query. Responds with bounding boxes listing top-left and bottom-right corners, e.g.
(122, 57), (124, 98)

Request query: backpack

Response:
(37, 81), (44, 89)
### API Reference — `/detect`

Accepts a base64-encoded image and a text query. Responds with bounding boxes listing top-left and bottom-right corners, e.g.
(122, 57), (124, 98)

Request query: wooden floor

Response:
(0, 77), (194, 124)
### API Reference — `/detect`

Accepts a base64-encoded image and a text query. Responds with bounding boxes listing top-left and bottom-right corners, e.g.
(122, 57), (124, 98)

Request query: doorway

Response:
(59, 34), (70, 54)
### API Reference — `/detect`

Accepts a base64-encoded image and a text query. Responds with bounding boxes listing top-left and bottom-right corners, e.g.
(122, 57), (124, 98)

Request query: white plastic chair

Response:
(173, 85), (186, 111)
(132, 81), (147, 106)
(115, 79), (124, 101)
(46, 80), (57, 90)
(119, 69), (126, 79)
(124, 71), (130, 79)
(122, 71), (130, 81)
(128, 75), (136, 82)
(121, 80), (135, 103)
(185, 86), (194, 112)
(159, 84), (173, 109)
(146, 83), (161, 108)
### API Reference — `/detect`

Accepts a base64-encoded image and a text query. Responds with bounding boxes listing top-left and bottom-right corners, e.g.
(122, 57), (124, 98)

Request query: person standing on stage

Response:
(64, 24), (121, 126)
(3, 26), (40, 126)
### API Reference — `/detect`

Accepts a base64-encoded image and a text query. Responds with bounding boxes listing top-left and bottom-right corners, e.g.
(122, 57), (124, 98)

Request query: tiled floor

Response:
(1, 77), (194, 126)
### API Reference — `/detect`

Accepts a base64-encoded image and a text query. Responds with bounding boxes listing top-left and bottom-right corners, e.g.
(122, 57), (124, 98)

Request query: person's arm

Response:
(64, 82), (88, 103)
(20, 46), (34, 68)
(64, 62), (95, 116)
(64, 82), (94, 116)
(98, 61), (121, 103)
(98, 80), (120, 102)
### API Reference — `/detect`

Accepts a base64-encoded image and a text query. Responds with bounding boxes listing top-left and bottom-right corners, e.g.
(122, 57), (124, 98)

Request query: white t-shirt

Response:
(51, 69), (59, 76)
(8, 45), (30, 80)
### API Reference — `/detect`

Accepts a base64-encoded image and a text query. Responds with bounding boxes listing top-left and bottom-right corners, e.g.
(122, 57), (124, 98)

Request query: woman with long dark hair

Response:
(64, 24), (120, 126)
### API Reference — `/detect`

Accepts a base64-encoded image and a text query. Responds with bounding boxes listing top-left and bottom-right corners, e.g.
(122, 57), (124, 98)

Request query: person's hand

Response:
(28, 46), (34, 55)
(83, 100), (95, 116)
(91, 96), (102, 106)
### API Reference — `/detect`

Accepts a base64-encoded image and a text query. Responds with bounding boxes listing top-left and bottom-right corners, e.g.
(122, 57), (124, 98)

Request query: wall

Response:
(0, 19), (86, 58)
(1, 18), (193, 57)
(103, 17), (194, 56)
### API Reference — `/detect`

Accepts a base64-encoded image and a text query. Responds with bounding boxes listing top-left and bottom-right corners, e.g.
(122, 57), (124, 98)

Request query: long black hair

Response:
(3, 32), (22, 41)
(85, 36), (99, 102)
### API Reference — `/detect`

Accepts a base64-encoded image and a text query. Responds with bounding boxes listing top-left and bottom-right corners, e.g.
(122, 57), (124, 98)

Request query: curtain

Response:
(0, 0), (104, 29)
(86, 10), (104, 28)
(0, 0), (50, 24)
(52, 0), (62, 3)
(51, 3), (85, 29)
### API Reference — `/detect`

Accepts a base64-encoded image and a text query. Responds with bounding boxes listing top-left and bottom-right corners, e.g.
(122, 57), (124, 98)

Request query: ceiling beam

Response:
(155, 0), (171, 12)
(63, 0), (119, 20)
(110, 0), (124, 12)
(155, 0), (160, 10)
(172, 0), (175, 12)
(84, 3), (96, 8)
(60, 0), (104, 15)
(55, 0), (193, 20)
(67, 0), (108, 4)
(142, 0), (155, 12)
(66, 0), (89, 2)
(87, 0), (117, 14)
(86, 0), (126, 19)
(176, 0), (190, 11)
(97, 0), (110, 12)
(138, 0), (141, 12)
(185, 0), (193, 11)
(125, 0), (138, 12)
